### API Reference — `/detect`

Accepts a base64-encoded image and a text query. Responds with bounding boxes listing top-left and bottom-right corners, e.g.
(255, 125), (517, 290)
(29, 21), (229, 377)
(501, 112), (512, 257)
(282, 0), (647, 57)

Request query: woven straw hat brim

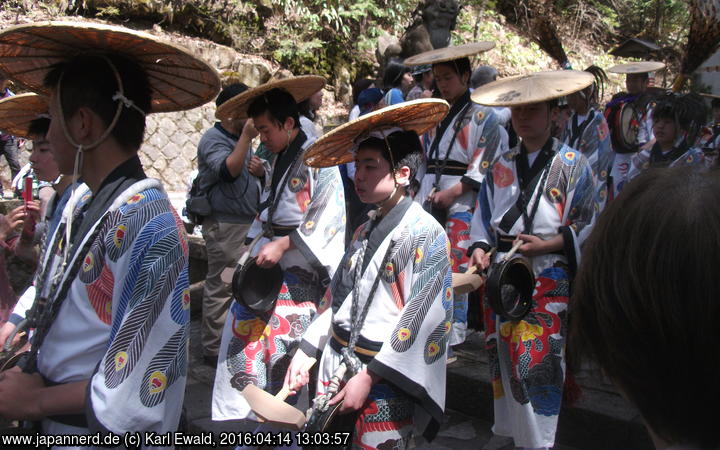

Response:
(303, 98), (450, 168)
(0, 21), (221, 113)
(404, 42), (495, 66)
(0, 93), (49, 139)
(216, 76), (326, 121)
(607, 61), (666, 74)
(700, 93), (720, 99)
(471, 70), (595, 107)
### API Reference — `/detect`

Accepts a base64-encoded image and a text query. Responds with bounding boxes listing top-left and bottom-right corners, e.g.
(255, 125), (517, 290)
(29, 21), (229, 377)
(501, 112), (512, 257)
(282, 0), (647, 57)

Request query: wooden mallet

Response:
(241, 357), (317, 430)
(452, 248), (495, 295)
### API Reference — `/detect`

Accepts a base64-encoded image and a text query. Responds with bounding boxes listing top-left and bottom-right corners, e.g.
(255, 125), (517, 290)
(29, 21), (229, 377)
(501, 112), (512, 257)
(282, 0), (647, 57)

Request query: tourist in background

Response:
(191, 83), (261, 366)
(382, 62), (413, 106)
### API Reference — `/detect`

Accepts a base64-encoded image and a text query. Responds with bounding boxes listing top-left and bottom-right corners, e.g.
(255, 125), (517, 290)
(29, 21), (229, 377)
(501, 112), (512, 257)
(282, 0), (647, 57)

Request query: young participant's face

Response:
(653, 117), (677, 147)
(252, 111), (294, 154)
(433, 64), (467, 103)
(353, 148), (398, 204)
(28, 133), (60, 182)
(511, 102), (557, 142)
(626, 74), (648, 95)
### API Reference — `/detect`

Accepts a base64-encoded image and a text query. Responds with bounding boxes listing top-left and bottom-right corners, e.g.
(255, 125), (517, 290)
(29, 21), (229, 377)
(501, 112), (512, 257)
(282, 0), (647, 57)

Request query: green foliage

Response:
(2, 0), (695, 90)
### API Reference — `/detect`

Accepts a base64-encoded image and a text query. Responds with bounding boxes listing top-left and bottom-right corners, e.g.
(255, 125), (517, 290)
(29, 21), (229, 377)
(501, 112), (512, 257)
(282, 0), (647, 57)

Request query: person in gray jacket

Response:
(194, 83), (261, 365)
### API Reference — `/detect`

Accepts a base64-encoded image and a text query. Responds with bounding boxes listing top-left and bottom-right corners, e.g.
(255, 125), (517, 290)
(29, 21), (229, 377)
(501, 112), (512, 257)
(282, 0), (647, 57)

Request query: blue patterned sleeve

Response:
(86, 192), (190, 434)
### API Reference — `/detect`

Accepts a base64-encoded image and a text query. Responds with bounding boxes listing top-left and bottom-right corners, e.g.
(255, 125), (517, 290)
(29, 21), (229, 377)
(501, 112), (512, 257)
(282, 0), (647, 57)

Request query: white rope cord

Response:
(55, 54), (146, 267)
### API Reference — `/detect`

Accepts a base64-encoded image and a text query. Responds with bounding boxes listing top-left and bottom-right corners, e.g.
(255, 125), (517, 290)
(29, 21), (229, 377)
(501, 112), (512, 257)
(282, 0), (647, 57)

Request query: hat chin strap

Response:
(56, 54), (145, 267)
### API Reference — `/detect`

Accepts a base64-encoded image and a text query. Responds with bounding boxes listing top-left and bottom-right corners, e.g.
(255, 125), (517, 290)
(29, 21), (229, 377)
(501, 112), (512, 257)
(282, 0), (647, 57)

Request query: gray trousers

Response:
(0, 138), (20, 185)
(200, 218), (250, 357)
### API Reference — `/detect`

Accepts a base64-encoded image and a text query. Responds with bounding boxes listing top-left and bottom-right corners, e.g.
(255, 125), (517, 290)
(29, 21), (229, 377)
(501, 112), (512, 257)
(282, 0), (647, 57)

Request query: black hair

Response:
(357, 130), (424, 185)
(216, 83), (249, 107)
(570, 166), (720, 449)
(298, 98), (315, 122)
(27, 117), (50, 139)
(383, 62), (411, 89)
(547, 98), (560, 110)
(583, 65), (608, 106)
(652, 92), (707, 143)
(247, 88), (300, 129)
(433, 57), (472, 77)
(43, 53), (151, 151)
(352, 78), (374, 105)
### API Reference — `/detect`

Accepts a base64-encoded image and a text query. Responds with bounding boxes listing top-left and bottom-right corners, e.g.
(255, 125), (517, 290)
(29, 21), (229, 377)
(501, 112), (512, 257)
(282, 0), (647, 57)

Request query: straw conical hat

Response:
(216, 76), (325, 121)
(0, 21), (221, 113)
(700, 93), (720, 100)
(607, 61), (666, 74)
(303, 98), (449, 168)
(404, 42), (495, 66)
(470, 70), (595, 107)
(0, 93), (49, 139)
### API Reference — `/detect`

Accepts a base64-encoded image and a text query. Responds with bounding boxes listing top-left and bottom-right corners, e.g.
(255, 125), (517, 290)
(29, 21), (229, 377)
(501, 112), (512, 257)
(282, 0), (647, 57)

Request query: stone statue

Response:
(376, 0), (460, 80)
(400, 0), (460, 58)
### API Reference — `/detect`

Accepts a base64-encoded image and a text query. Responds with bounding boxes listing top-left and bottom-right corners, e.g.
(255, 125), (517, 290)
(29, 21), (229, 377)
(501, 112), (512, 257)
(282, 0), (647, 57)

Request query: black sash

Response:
(568, 110), (595, 150)
(427, 90), (472, 187)
(498, 139), (556, 234)
(649, 142), (688, 166)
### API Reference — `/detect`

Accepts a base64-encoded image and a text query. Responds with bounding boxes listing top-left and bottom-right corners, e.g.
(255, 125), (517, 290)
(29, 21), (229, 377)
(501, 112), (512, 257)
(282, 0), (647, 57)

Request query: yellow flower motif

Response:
(305, 220), (315, 230)
(397, 328), (411, 341)
(476, 111), (486, 122)
(427, 342), (440, 357)
(149, 371), (167, 394)
(114, 351), (128, 371)
(385, 262), (394, 276)
(83, 253), (94, 272)
(500, 320), (543, 345)
(113, 225), (127, 248)
(481, 160), (490, 169)
(444, 321), (452, 334)
(565, 151), (576, 161)
(127, 193), (145, 204)
(445, 288), (452, 301)
(415, 248), (424, 263)
(182, 289), (191, 310)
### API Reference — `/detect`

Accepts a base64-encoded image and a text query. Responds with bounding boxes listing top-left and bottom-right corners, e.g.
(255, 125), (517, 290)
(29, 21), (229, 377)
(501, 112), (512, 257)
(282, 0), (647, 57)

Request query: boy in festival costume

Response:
(288, 99), (453, 448)
(404, 42), (506, 348)
(211, 77), (346, 423)
(468, 70), (598, 449)
(626, 92), (707, 181)
(562, 66), (613, 211)
(0, 21), (220, 441)
(605, 61), (665, 195)
(0, 93), (79, 326)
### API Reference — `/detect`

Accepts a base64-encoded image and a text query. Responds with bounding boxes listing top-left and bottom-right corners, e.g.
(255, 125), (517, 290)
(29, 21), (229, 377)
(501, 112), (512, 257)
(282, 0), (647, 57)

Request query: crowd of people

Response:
(0, 19), (717, 450)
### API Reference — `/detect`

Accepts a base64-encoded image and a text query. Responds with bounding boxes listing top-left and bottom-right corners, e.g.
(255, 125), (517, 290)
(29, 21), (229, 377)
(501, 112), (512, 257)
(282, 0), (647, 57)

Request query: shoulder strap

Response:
(498, 147), (555, 234)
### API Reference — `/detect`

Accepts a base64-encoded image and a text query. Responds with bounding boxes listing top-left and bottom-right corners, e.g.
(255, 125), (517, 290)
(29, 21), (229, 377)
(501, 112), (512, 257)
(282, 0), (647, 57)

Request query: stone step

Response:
(446, 331), (654, 450)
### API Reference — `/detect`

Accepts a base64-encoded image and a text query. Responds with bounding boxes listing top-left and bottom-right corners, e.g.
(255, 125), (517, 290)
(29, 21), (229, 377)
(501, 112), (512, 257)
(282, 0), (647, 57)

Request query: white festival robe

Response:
(301, 199), (453, 441)
(212, 131), (346, 421)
